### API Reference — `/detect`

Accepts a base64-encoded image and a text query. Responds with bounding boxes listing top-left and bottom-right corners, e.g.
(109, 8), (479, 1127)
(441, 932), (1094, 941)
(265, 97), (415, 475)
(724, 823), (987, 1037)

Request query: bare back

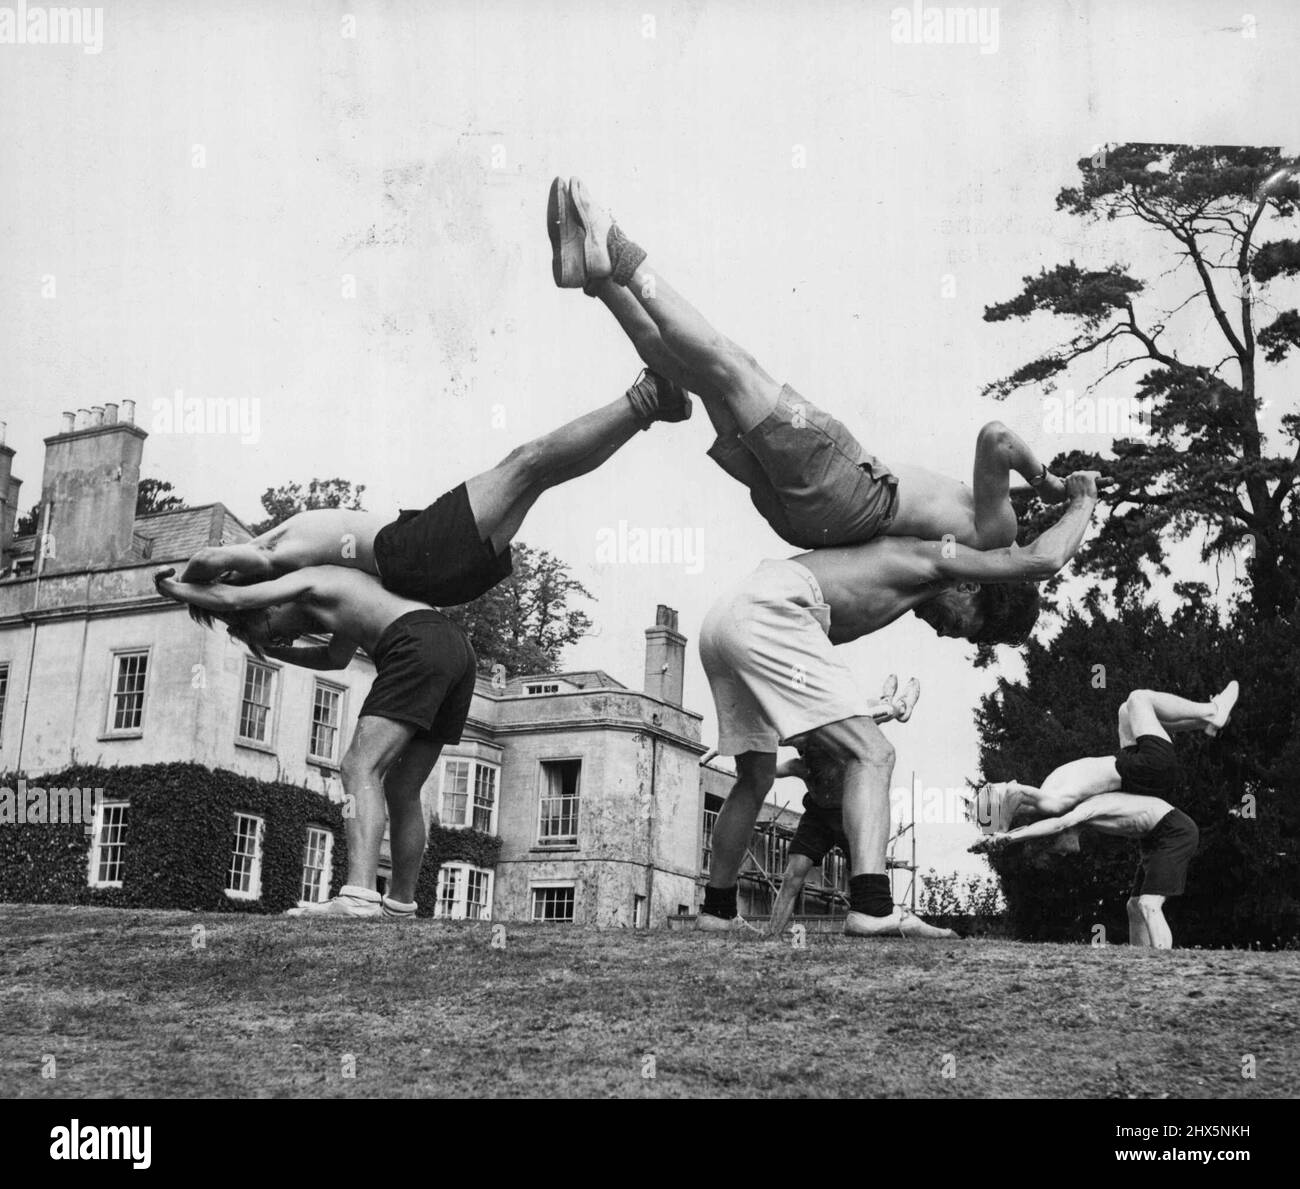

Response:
(252, 509), (389, 575)
(886, 464), (982, 546)
(291, 567), (433, 653)
(794, 538), (940, 643)
(1070, 793), (1175, 839)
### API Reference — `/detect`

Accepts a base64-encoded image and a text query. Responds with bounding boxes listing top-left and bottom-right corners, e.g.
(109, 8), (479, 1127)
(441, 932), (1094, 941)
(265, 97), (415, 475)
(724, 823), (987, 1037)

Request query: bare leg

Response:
(768, 854), (816, 936)
(464, 397), (643, 554)
(1127, 896), (1153, 947)
(1137, 894), (1172, 949)
(628, 263), (782, 434)
(338, 715), (418, 891)
(790, 717), (894, 878)
(706, 751), (776, 889)
(1123, 688), (1219, 742)
(383, 737), (442, 904)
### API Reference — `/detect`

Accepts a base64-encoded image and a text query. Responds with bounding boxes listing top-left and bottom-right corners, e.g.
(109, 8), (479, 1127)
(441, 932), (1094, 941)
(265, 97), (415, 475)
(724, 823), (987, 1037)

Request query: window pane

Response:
(112, 653), (148, 731)
(310, 684), (342, 760)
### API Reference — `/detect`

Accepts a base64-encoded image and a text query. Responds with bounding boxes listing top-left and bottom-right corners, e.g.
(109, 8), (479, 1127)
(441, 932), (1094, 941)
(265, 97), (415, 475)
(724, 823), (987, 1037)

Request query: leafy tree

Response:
(246, 478), (367, 536)
(974, 589), (1299, 948)
(983, 145), (1300, 616)
(136, 478), (186, 515)
(444, 543), (593, 677)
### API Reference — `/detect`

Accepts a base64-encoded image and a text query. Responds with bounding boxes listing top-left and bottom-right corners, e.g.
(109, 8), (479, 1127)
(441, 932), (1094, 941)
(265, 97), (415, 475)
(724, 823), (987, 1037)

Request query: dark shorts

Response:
(1115, 734), (1180, 797)
(1131, 808), (1199, 898)
(358, 610), (477, 744)
(373, 483), (513, 608)
(789, 793), (851, 864)
(706, 385), (899, 549)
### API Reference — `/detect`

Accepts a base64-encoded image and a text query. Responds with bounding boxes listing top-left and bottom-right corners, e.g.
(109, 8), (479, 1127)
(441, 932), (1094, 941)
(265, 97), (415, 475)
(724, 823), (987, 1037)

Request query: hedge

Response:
(0, 762), (501, 917)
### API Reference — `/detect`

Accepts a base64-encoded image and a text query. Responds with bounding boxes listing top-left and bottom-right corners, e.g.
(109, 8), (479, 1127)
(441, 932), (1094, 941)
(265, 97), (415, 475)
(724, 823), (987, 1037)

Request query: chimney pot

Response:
(104, 402), (119, 424)
(644, 604), (686, 707)
(75, 408), (89, 430)
(121, 399), (136, 425)
(90, 406), (105, 427)
(60, 411), (75, 433)
(0, 421), (5, 447)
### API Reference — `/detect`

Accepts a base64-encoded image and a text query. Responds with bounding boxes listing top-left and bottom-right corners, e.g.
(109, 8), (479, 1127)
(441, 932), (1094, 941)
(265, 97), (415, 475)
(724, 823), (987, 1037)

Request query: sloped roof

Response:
(133, 503), (254, 560)
(7, 503), (253, 567)
(501, 670), (628, 695)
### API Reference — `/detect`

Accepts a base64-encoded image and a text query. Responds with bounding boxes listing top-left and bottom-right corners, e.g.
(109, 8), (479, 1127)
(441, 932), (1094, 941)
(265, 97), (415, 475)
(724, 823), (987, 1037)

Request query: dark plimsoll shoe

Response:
(548, 176), (588, 288)
(625, 368), (692, 428)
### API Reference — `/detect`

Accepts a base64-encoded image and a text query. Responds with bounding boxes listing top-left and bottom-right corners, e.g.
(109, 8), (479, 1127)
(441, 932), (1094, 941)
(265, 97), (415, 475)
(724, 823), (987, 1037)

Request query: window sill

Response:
(235, 739), (278, 756)
(224, 889), (261, 902)
(98, 731), (143, 742)
(531, 843), (579, 853)
(306, 756), (341, 772)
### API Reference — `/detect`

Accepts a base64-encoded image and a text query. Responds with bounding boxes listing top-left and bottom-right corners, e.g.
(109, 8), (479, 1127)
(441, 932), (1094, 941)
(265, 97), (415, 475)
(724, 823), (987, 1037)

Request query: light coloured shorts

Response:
(698, 558), (874, 756)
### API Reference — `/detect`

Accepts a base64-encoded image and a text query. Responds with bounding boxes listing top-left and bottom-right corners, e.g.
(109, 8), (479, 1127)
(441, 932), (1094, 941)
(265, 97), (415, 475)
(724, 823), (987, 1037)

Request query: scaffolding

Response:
(886, 770), (918, 912)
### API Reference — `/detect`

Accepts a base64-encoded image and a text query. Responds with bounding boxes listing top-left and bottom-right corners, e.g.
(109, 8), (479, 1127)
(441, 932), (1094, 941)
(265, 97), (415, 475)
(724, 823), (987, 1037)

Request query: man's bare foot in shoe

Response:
(1205, 679), (1239, 736)
(625, 368), (692, 428)
(844, 909), (959, 939)
(696, 912), (760, 935)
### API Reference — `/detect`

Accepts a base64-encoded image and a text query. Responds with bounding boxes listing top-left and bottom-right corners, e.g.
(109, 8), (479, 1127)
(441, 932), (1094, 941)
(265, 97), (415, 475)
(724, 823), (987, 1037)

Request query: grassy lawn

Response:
(1, 904), (1296, 1098)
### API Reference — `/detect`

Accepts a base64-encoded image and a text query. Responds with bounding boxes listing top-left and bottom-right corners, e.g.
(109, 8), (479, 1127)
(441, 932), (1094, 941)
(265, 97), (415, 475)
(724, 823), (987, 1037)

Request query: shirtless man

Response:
(764, 677), (952, 938)
(969, 681), (1240, 831)
(176, 370), (688, 607)
(549, 175), (1068, 558)
(695, 471), (1100, 936)
(155, 564), (474, 918)
(970, 795), (1200, 949)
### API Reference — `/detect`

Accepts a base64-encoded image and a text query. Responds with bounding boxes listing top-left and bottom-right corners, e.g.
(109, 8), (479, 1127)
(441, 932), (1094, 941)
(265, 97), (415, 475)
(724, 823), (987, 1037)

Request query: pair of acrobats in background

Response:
(768, 678), (1239, 949)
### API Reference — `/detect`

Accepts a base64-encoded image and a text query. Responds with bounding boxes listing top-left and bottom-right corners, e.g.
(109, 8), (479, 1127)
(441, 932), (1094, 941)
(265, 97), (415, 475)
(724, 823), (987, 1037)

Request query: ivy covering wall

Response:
(0, 762), (500, 917)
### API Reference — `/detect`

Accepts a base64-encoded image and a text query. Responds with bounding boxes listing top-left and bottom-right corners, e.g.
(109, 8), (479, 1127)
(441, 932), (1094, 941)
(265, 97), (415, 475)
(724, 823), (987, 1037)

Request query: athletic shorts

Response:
(359, 610), (477, 744)
(1115, 734), (1180, 797)
(1131, 808), (1199, 898)
(706, 384), (898, 549)
(373, 483), (513, 608)
(698, 558), (873, 755)
(789, 793), (850, 864)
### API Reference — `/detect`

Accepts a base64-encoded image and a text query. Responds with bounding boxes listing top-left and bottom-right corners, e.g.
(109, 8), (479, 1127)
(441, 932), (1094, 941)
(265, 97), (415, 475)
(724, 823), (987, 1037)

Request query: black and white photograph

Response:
(1, 0), (1297, 1148)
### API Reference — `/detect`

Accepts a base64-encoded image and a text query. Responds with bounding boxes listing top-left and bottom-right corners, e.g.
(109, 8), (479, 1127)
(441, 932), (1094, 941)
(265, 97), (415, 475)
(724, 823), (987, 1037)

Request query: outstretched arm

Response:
(179, 544), (276, 584)
(971, 801), (1095, 853)
(260, 636), (358, 671)
(155, 567), (314, 613)
(930, 471), (1099, 584)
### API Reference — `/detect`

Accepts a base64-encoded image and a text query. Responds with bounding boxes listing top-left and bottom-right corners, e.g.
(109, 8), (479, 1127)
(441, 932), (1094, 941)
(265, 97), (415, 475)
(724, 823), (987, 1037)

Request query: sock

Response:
(339, 884), (381, 902)
(624, 370), (658, 428)
(701, 884), (738, 920)
(849, 874), (893, 918)
(608, 224), (647, 287)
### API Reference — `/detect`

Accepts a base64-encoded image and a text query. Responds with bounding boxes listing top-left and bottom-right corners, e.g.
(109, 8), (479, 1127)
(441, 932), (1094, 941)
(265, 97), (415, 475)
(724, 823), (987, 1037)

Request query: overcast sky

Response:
(3, 0), (1297, 886)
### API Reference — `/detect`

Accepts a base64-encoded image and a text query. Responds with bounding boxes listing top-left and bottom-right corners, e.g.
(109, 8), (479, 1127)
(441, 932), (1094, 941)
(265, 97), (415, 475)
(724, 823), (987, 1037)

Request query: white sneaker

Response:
(892, 677), (922, 723)
(844, 909), (958, 940)
(1205, 680), (1240, 737)
(286, 885), (382, 918)
(696, 912), (759, 935)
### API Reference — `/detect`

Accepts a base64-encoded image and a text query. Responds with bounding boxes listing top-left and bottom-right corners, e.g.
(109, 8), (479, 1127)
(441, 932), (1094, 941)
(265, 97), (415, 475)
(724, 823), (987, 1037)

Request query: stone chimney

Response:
(644, 604), (686, 706)
(39, 405), (147, 572)
(0, 422), (19, 565)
